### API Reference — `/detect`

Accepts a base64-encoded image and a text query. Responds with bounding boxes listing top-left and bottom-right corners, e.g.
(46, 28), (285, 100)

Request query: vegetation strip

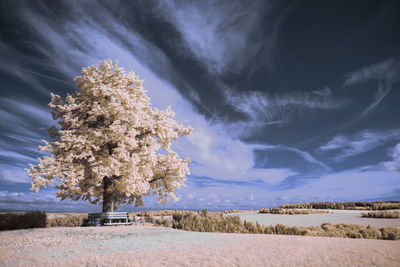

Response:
(259, 208), (329, 215)
(361, 211), (400, 218)
(2, 208), (400, 241)
(280, 201), (400, 210)
(170, 211), (400, 240)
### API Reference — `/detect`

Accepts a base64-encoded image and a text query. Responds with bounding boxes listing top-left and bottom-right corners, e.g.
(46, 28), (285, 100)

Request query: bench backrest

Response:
(101, 212), (129, 219)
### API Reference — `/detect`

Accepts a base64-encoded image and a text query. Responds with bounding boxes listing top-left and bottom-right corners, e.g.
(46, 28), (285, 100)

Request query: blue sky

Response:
(1, 0), (400, 212)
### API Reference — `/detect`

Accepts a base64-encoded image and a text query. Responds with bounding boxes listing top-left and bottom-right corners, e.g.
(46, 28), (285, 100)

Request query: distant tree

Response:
(383, 143), (400, 172)
(26, 60), (192, 212)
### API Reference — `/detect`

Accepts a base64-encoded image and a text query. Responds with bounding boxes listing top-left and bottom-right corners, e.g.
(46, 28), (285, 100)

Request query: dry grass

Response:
(1, 225), (399, 266)
(47, 213), (88, 227)
(361, 211), (400, 218)
(281, 201), (400, 210)
(172, 211), (400, 240)
(259, 208), (329, 215)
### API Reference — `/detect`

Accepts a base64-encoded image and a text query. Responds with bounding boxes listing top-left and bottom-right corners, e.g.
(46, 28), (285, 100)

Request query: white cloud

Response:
(319, 129), (400, 161)
(382, 143), (400, 172)
(278, 169), (400, 201)
(252, 143), (332, 173)
(0, 165), (30, 183)
(0, 41), (50, 95)
(159, 0), (284, 74)
(343, 58), (400, 115)
(344, 58), (400, 86)
(224, 87), (349, 123)
(2, 0), (300, 189)
(247, 168), (297, 184)
(360, 80), (391, 116)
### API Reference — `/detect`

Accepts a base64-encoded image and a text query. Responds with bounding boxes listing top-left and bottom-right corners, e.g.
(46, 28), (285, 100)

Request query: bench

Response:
(101, 212), (131, 226)
(85, 212), (131, 226)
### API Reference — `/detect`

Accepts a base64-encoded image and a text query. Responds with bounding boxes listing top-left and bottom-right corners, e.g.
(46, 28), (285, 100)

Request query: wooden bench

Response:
(85, 212), (131, 226)
(101, 212), (131, 226)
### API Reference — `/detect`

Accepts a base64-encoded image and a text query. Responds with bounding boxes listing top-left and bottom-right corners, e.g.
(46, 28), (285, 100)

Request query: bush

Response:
(0, 211), (47, 231)
(222, 209), (247, 214)
(47, 214), (87, 227)
(280, 201), (400, 210)
(361, 211), (400, 218)
(259, 208), (328, 215)
(171, 210), (399, 240)
(380, 227), (400, 240)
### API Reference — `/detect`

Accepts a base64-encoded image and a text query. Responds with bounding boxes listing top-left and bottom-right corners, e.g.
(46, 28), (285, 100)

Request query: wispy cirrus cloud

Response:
(224, 87), (349, 122)
(344, 58), (400, 86)
(252, 143), (333, 174)
(0, 0), (301, 192)
(0, 98), (54, 183)
(159, 0), (289, 75)
(382, 143), (400, 172)
(344, 58), (400, 116)
(319, 129), (400, 161)
(277, 168), (400, 202)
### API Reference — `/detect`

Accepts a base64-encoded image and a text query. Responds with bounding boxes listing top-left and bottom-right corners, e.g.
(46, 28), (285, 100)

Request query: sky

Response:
(1, 0), (400, 212)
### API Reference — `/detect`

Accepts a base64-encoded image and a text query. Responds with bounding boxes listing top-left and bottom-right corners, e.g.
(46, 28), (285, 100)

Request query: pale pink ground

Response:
(1, 225), (400, 267)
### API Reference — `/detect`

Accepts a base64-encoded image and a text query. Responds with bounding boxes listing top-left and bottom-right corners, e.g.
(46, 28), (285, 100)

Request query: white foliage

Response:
(26, 60), (192, 207)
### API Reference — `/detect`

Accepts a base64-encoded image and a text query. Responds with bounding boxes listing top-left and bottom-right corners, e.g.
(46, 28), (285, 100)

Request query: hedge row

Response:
(171, 211), (400, 240)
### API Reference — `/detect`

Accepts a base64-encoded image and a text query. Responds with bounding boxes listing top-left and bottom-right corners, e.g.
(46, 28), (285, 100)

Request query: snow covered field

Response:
(1, 225), (400, 266)
(229, 209), (400, 227)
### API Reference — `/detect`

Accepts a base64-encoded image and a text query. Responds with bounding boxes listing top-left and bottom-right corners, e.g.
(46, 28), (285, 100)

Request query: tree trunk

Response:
(102, 177), (115, 212)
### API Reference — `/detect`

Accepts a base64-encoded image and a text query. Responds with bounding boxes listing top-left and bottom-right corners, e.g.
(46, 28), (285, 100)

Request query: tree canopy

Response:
(26, 60), (192, 211)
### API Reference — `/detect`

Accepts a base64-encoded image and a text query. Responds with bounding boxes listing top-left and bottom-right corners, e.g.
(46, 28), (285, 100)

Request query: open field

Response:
(229, 209), (400, 228)
(1, 209), (400, 266)
(1, 225), (400, 267)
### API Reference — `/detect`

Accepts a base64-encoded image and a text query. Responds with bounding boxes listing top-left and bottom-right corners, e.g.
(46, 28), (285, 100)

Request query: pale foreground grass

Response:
(1, 225), (399, 266)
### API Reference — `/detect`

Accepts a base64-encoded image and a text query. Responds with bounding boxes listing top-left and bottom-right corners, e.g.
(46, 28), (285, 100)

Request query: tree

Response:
(26, 60), (192, 212)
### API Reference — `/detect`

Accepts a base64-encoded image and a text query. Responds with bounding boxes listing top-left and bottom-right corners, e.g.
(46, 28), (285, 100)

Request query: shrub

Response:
(171, 211), (399, 240)
(280, 201), (400, 210)
(380, 227), (400, 240)
(47, 214), (87, 227)
(259, 208), (328, 215)
(0, 211), (47, 231)
(222, 209), (247, 214)
(361, 211), (400, 218)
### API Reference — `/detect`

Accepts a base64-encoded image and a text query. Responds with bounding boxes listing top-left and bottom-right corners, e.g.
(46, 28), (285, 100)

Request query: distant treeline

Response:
(259, 208), (329, 215)
(171, 211), (400, 240)
(280, 201), (400, 210)
(361, 211), (400, 218)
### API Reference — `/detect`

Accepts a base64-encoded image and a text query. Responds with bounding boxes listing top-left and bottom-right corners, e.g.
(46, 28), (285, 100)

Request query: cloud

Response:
(247, 168), (297, 184)
(0, 99), (54, 183)
(343, 58), (400, 115)
(0, 190), (99, 212)
(277, 168), (400, 201)
(360, 80), (391, 116)
(159, 0), (287, 74)
(0, 0), (303, 193)
(172, 167), (400, 209)
(344, 58), (400, 86)
(224, 87), (349, 123)
(0, 41), (50, 95)
(0, 166), (30, 183)
(252, 143), (333, 173)
(319, 129), (400, 161)
(382, 143), (400, 172)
